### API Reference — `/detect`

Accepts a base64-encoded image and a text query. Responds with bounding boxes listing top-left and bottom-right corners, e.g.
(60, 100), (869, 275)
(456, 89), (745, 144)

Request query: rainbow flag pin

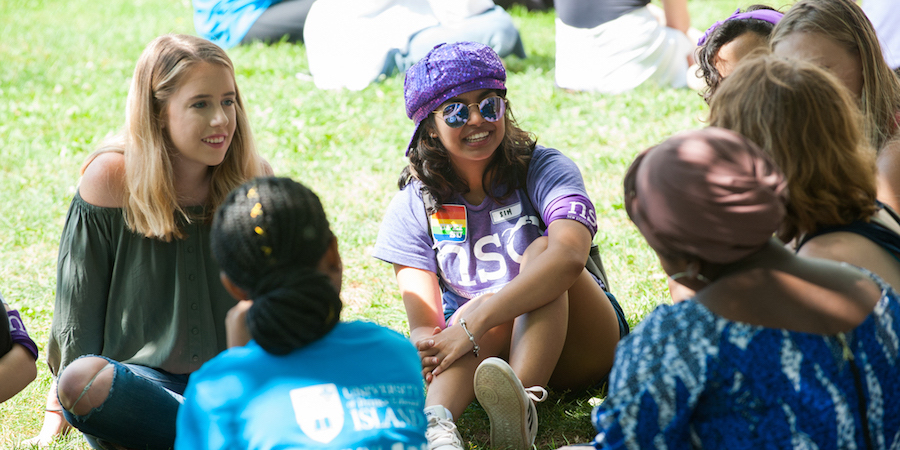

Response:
(431, 205), (467, 242)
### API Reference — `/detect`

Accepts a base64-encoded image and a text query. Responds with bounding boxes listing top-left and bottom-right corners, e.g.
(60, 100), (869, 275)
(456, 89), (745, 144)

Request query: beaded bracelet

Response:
(458, 318), (480, 357)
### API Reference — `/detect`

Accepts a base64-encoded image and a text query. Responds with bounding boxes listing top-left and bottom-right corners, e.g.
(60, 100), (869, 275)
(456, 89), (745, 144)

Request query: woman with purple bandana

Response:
(588, 127), (900, 448)
(694, 5), (782, 103)
(373, 41), (629, 450)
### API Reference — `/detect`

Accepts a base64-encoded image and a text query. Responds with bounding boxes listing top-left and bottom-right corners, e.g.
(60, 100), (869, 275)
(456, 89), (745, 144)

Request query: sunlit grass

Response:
(0, 0), (767, 447)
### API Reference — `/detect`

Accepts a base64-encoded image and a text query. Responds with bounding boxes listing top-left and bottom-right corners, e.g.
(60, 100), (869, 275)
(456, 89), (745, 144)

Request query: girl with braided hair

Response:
(176, 177), (427, 449)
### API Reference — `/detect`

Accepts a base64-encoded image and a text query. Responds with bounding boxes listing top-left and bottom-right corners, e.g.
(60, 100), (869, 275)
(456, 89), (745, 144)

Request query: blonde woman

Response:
(27, 34), (270, 449)
(709, 53), (900, 291)
(769, 0), (900, 212)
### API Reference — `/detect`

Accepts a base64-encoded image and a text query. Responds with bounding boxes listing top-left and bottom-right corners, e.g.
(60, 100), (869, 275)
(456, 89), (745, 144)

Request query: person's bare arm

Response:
(1, 303), (37, 403)
(799, 231), (900, 292)
(394, 265), (445, 383)
(877, 140), (900, 213)
(0, 345), (36, 403)
(428, 219), (590, 375)
(661, 0), (690, 34)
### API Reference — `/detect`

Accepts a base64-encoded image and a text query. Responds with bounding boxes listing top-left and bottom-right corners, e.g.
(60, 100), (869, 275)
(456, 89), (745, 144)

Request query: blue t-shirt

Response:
(373, 145), (597, 314)
(591, 270), (900, 449)
(193, 0), (276, 49)
(175, 321), (427, 450)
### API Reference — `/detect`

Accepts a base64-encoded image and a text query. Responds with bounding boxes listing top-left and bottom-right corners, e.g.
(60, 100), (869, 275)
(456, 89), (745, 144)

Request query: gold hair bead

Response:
(254, 226), (265, 236)
(250, 203), (263, 218)
(261, 246), (272, 256)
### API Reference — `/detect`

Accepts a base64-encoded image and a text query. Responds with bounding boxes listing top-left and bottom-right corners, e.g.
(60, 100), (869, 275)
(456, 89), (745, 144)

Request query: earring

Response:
(429, 132), (437, 138)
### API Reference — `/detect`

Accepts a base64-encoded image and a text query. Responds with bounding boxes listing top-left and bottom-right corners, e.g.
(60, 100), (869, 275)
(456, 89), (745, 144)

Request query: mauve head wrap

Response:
(623, 128), (786, 264)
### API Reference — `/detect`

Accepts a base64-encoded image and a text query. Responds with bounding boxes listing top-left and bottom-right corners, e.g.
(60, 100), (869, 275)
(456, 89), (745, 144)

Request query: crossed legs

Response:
(425, 237), (622, 420)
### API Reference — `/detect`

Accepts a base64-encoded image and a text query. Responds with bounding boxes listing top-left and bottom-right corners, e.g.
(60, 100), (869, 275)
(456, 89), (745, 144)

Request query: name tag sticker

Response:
(490, 202), (522, 224)
(431, 205), (467, 242)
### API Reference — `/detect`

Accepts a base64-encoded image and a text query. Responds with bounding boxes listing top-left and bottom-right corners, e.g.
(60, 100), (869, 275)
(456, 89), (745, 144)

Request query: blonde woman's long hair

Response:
(770, 0), (900, 152)
(83, 34), (266, 241)
(708, 52), (877, 244)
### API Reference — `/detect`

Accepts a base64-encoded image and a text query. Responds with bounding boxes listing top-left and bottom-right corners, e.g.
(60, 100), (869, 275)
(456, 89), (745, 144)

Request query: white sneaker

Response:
(473, 357), (548, 450)
(424, 405), (464, 450)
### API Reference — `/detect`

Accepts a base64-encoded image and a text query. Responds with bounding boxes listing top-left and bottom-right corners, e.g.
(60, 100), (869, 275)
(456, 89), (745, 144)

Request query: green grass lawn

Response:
(0, 0), (782, 447)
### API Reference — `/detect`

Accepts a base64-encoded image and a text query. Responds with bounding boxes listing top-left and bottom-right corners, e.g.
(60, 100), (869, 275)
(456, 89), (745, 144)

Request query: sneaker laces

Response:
(524, 386), (547, 442)
(525, 386), (548, 403)
(426, 415), (463, 449)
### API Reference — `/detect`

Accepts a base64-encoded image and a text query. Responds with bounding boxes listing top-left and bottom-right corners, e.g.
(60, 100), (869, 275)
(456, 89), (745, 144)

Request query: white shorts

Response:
(555, 6), (693, 93)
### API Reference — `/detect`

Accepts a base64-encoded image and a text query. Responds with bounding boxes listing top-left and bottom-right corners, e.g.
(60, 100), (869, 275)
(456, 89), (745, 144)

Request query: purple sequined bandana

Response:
(403, 41), (507, 155)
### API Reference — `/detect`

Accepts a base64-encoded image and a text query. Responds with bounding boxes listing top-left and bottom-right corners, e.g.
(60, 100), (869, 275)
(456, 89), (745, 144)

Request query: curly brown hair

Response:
(697, 5), (780, 104)
(398, 95), (537, 213)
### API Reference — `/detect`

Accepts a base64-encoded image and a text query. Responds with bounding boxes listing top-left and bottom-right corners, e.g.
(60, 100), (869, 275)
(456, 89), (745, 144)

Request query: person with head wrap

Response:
(175, 177), (427, 449)
(585, 128), (900, 449)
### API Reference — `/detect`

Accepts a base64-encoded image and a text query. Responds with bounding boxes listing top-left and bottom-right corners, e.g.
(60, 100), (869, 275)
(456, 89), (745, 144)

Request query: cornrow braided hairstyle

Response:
(211, 177), (342, 355)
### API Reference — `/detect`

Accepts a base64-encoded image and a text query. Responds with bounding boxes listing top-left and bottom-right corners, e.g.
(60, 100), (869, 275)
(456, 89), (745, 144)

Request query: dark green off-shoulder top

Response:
(47, 192), (235, 375)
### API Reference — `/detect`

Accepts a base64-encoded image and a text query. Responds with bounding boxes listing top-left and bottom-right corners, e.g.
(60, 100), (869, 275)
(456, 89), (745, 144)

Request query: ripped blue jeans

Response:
(60, 355), (189, 450)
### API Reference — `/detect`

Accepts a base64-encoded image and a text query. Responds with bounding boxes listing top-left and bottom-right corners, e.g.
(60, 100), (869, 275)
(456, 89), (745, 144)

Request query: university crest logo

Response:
(290, 383), (345, 444)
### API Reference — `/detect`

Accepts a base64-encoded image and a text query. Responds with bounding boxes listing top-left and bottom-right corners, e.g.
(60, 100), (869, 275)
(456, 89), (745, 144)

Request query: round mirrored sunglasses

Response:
(433, 97), (506, 128)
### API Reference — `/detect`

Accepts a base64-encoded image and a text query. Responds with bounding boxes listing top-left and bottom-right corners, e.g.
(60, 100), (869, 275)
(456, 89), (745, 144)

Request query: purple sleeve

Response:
(544, 194), (598, 236)
(7, 309), (39, 361)
(372, 183), (439, 273)
(527, 146), (598, 236)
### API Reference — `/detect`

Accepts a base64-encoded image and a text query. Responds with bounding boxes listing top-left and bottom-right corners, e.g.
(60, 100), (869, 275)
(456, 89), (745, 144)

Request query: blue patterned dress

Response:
(591, 272), (900, 450)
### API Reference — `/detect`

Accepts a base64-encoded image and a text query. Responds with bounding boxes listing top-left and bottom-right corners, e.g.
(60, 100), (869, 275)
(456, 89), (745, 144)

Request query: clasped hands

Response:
(415, 323), (477, 383)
